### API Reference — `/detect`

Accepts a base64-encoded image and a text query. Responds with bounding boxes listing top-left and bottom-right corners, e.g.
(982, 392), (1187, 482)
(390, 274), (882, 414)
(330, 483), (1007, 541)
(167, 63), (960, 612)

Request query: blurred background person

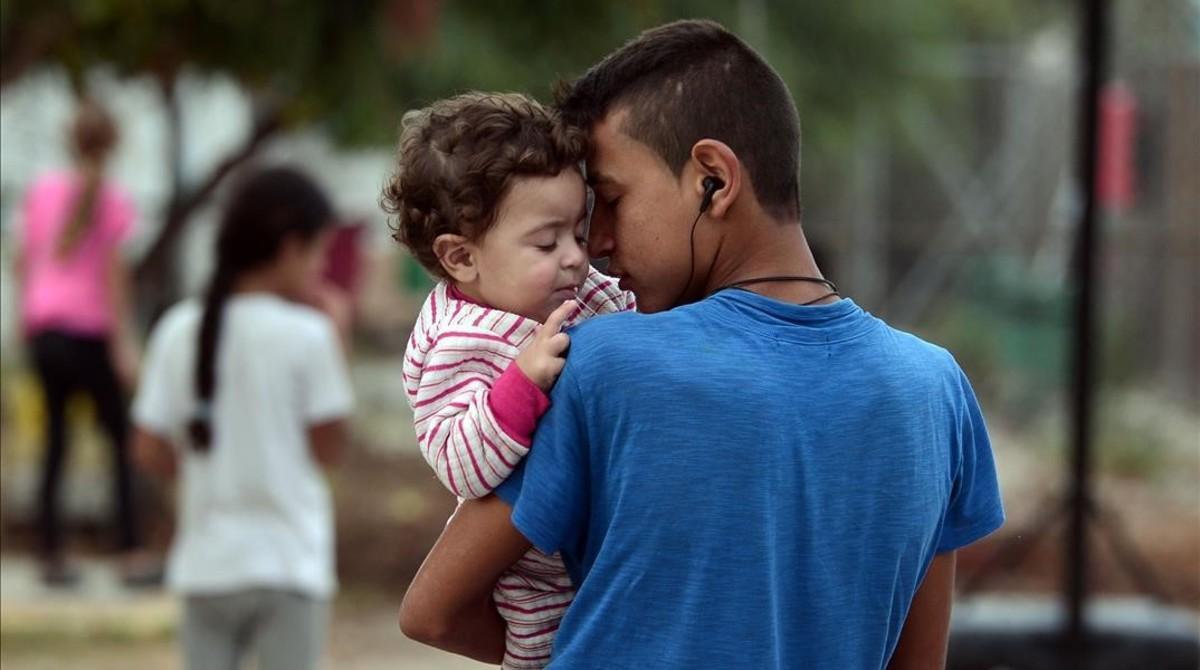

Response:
(131, 167), (354, 670)
(14, 97), (147, 586)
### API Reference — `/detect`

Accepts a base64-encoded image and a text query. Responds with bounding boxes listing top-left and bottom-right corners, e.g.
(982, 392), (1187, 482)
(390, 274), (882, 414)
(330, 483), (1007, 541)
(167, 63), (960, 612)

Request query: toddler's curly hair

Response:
(381, 92), (589, 279)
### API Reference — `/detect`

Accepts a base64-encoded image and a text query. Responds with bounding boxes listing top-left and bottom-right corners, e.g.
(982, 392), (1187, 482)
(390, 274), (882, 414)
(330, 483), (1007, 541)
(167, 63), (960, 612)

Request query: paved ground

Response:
(0, 555), (490, 669)
(4, 554), (1197, 669)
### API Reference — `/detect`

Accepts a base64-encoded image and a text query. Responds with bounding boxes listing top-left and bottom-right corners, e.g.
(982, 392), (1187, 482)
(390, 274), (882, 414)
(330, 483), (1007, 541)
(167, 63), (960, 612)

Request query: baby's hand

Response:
(516, 301), (574, 391)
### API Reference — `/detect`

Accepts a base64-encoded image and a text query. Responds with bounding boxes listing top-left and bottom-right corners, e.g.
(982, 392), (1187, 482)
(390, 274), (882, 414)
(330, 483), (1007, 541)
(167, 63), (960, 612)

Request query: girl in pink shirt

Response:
(16, 99), (145, 586)
(383, 92), (633, 669)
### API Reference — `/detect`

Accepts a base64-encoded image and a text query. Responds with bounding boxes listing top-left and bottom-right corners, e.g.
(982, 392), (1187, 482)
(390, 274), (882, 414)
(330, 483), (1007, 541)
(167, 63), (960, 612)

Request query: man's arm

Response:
(890, 365), (1001, 668)
(399, 494), (532, 663)
(888, 551), (956, 669)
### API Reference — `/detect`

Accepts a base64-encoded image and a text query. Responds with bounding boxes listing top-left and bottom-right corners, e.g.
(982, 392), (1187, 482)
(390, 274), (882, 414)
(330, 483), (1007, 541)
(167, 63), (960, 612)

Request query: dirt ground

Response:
(0, 593), (491, 670)
(956, 429), (1200, 607)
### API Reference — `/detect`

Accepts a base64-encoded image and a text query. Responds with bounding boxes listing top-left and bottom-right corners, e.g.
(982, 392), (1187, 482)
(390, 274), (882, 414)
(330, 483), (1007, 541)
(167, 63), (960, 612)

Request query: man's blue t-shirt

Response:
(496, 292), (1004, 669)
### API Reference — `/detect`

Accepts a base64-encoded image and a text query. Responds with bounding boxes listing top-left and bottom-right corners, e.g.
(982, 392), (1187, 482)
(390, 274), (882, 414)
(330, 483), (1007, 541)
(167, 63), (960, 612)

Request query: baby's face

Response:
(470, 168), (591, 322)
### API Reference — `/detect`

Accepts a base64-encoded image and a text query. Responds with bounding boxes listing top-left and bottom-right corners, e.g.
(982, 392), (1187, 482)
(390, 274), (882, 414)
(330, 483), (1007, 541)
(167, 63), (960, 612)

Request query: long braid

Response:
(187, 264), (236, 451)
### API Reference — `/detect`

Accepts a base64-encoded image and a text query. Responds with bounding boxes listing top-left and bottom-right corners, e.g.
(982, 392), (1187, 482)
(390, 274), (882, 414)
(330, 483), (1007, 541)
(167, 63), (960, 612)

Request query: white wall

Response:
(0, 67), (397, 356)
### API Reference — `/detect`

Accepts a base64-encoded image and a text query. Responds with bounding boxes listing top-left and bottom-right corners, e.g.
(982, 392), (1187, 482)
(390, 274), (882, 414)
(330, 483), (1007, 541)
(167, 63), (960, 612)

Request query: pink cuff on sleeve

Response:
(487, 362), (551, 446)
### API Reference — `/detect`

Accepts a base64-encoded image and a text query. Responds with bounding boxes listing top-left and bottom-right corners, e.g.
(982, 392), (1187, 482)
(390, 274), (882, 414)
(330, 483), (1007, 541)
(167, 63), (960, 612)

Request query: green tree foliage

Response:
(396, 1), (951, 150)
(1, 0), (1061, 308)
(4, 0), (1030, 147)
(2, 0), (394, 133)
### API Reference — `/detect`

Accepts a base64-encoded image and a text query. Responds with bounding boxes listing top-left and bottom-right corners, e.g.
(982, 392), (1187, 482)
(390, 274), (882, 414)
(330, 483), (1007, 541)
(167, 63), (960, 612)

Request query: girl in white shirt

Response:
(132, 167), (354, 670)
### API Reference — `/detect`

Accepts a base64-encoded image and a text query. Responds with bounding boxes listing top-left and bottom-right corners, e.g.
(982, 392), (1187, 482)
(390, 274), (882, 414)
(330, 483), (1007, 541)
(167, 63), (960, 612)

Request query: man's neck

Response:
(699, 218), (836, 306)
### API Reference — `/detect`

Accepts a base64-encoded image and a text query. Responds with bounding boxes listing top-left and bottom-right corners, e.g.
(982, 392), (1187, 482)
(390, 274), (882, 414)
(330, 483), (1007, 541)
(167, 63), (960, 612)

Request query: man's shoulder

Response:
(559, 309), (685, 389)
(871, 320), (972, 395)
(567, 309), (675, 354)
(880, 322), (957, 364)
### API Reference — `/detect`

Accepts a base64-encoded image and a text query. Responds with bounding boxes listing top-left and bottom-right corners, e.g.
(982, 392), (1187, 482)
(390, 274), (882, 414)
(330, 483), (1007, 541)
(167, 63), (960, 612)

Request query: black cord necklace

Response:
(715, 275), (840, 306)
(674, 204), (841, 307)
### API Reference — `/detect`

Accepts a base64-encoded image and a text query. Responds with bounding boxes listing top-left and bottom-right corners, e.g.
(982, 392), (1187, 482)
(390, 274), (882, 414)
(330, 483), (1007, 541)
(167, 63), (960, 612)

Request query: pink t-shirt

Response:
(20, 171), (135, 337)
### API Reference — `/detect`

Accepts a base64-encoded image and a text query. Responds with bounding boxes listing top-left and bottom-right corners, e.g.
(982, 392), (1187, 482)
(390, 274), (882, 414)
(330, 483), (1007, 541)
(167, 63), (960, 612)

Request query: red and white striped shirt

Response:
(404, 267), (633, 499)
(403, 267), (633, 669)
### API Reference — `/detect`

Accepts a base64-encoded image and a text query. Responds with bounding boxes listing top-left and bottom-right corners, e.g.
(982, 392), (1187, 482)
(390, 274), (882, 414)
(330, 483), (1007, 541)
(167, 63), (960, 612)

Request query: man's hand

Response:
(516, 301), (573, 391)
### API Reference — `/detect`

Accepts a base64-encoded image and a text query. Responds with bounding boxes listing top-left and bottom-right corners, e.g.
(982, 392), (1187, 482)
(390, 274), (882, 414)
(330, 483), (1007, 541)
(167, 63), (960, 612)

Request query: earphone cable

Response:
(671, 207), (707, 307)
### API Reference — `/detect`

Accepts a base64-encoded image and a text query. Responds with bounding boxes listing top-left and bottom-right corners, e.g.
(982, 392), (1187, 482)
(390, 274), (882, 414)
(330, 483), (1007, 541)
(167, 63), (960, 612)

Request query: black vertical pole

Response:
(1066, 0), (1108, 665)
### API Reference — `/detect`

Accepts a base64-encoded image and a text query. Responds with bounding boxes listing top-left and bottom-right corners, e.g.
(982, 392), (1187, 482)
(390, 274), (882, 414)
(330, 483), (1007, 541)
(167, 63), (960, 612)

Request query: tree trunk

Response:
(135, 105), (283, 322)
(134, 73), (185, 327)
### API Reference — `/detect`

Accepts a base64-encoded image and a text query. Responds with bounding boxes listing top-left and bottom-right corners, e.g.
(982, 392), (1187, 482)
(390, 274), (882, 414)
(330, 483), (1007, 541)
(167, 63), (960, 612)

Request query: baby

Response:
(383, 92), (633, 668)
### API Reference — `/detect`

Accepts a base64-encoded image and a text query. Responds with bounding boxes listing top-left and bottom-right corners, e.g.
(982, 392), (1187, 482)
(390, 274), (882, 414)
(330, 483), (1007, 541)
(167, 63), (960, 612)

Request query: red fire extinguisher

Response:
(1097, 80), (1138, 212)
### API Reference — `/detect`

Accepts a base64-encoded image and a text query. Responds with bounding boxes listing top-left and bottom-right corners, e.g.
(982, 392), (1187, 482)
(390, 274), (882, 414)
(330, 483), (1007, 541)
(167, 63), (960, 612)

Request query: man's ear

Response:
(689, 139), (741, 219)
(433, 234), (478, 283)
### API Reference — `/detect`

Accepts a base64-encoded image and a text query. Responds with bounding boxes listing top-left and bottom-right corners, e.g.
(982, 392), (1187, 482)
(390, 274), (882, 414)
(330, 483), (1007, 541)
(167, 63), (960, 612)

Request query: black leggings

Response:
(30, 330), (140, 556)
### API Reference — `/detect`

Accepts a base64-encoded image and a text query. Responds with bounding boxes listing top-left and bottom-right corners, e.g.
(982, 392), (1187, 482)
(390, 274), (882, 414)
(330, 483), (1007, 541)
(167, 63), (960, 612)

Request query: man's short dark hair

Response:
(556, 19), (801, 220)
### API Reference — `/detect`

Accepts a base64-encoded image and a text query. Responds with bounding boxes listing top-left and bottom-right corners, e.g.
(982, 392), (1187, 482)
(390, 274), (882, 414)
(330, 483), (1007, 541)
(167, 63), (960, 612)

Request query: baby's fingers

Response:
(545, 331), (571, 356)
(542, 300), (576, 336)
(545, 355), (567, 380)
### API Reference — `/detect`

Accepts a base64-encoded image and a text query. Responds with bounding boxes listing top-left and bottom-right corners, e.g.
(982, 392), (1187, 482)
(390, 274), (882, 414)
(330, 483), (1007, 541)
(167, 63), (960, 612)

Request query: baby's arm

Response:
(413, 339), (541, 499)
(413, 303), (573, 499)
(577, 265), (636, 315)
